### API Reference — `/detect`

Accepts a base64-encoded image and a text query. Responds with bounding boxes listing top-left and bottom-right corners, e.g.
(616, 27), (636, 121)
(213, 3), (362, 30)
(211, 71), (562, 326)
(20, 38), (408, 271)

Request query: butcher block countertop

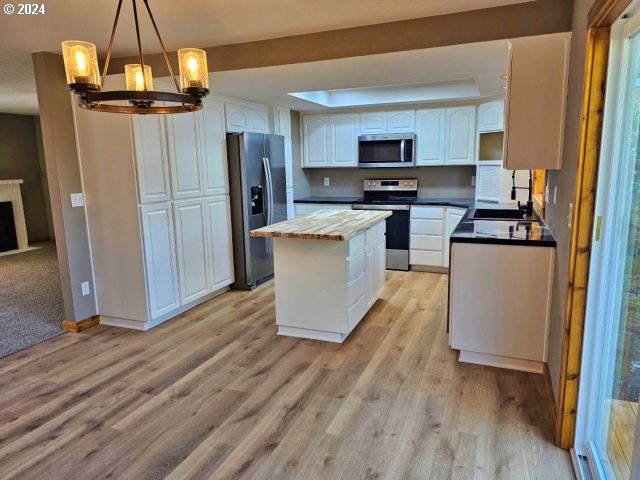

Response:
(250, 209), (391, 241)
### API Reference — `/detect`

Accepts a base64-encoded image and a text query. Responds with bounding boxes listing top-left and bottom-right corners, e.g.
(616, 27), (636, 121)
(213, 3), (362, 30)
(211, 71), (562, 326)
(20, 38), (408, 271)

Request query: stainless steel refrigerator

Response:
(226, 132), (287, 290)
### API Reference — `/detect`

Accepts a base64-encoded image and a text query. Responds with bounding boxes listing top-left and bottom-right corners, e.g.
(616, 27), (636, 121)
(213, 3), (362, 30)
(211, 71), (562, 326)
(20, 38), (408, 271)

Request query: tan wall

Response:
(32, 52), (97, 322)
(0, 113), (51, 242)
(545, 0), (595, 401)
(110, 0), (573, 74)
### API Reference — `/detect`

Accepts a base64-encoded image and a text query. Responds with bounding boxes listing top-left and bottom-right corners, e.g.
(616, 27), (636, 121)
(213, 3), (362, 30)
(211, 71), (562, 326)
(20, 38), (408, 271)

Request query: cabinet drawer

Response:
(411, 219), (444, 235)
(348, 250), (366, 283)
(348, 233), (366, 256)
(348, 291), (368, 330)
(348, 273), (366, 307)
(411, 234), (443, 251)
(411, 206), (444, 219)
(410, 249), (443, 267)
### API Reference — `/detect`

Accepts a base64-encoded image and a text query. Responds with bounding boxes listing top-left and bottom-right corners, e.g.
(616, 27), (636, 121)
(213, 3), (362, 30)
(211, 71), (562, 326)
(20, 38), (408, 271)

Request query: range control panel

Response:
(363, 179), (417, 192)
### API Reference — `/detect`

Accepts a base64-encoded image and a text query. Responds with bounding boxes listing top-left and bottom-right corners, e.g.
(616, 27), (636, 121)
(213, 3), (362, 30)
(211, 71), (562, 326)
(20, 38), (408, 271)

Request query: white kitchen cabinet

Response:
(476, 163), (503, 203)
(376, 241), (385, 296)
(331, 113), (359, 167)
(225, 102), (269, 134)
(415, 108), (446, 166)
(200, 100), (228, 196)
(294, 203), (352, 217)
(131, 115), (171, 203)
(140, 203), (181, 319)
(275, 107), (294, 218)
(445, 106), (476, 165)
(410, 206), (445, 268)
(365, 223), (386, 309)
(477, 100), (505, 132)
(173, 199), (210, 305)
(504, 33), (571, 170)
(359, 111), (387, 134)
(205, 195), (234, 290)
(387, 110), (415, 133)
(303, 115), (332, 167)
(443, 208), (466, 267)
(167, 112), (204, 199)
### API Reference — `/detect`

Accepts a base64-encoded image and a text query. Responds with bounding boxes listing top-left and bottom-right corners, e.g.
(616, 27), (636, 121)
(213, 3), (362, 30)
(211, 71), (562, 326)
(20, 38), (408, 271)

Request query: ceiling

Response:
(207, 41), (508, 111)
(0, 0), (530, 115)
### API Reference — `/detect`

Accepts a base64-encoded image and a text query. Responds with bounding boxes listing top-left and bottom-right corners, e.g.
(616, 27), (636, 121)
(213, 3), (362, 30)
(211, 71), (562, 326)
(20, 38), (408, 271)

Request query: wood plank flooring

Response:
(0, 271), (574, 479)
(608, 399), (638, 479)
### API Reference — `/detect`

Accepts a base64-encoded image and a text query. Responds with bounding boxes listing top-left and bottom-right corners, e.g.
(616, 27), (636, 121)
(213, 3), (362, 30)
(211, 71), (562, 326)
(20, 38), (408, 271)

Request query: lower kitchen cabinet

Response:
(444, 208), (466, 267)
(205, 196), (234, 289)
(410, 205), (467, 269)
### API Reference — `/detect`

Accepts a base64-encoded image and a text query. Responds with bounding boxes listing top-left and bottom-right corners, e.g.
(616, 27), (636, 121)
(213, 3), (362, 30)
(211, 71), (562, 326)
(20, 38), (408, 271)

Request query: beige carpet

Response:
(0, 241), (65, 358)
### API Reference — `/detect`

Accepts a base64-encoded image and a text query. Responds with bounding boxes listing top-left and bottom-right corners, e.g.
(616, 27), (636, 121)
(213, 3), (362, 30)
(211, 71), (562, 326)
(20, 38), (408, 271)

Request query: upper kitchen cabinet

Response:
(199, 100), (229, 197)
(359, 111), (387, 134)
(166, 112), (204, 199)
(331, 113), (359, 167)
(303, 114), (332, 167)
(445, 106), (476, 165)
(477, 100), (505, 132)
(415, 108), (446, 166)
(387, 110), (416, 133)
(225, 102), (270, 134)
(504, 33), (571, 170)
(131, 115), (171, 204)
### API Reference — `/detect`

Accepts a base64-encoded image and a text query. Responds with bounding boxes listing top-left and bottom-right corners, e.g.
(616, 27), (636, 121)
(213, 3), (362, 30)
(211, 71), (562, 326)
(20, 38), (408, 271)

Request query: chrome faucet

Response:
(511, 170), (534, 216)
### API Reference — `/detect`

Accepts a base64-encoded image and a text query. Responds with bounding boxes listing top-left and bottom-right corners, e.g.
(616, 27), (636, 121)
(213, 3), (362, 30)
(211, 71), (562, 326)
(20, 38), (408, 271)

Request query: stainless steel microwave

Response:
(358, 133), (415, 168)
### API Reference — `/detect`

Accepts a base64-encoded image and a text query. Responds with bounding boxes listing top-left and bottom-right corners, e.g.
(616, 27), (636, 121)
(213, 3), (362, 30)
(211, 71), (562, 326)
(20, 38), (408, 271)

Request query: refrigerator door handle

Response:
(263, 156), (274, 225)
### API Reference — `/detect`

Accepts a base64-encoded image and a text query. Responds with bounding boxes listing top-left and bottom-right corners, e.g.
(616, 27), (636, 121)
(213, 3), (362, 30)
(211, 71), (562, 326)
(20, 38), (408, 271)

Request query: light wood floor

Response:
(609, 399), (638, 479)
(0, 271), (573, 479)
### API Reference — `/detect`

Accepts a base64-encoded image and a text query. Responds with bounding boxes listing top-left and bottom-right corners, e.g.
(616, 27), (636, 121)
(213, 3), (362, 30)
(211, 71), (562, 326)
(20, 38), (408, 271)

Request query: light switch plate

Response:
(323, 177), (330, 187)
(71, 193), (84, 208)
(81, 281), (90, 296)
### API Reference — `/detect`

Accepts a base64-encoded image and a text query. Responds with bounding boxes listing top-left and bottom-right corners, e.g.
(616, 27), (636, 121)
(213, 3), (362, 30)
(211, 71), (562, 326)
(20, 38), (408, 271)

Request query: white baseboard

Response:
(458, 350), (544, 374)
(277, 325), (347, 343)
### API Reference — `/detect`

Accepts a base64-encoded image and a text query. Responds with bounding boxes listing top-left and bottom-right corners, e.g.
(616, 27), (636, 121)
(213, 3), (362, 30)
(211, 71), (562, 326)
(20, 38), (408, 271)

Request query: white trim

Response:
(457, 350), (544, 374)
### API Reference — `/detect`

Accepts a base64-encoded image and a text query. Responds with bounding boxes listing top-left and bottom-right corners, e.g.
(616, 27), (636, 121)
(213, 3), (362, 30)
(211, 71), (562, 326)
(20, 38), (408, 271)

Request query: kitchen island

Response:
(250, 209), (390, 342)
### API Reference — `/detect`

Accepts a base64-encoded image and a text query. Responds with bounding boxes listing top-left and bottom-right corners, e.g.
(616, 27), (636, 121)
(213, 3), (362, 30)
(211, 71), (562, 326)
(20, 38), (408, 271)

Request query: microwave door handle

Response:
(400, 139), (406, 162)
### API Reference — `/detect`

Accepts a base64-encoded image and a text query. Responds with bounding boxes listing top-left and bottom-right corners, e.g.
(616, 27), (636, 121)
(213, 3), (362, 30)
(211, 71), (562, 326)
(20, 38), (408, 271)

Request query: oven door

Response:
(352, 204), (410, 271)
(358, 134), (415, 168)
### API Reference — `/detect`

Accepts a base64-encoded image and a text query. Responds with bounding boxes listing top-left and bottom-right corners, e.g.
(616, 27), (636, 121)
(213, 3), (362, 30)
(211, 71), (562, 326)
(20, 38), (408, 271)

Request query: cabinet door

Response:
(246, 107), (269, 134)
(303, 115), (331, 167)
(415, 109), (446, 166)
(376, 241), (386, 296)
(205, 196), (234, 290)
(387, 110), (415, 133)
(445, 106), (476, 165)
(477, 100), (505, 132)
(167, 113), (204, 199)
(331, 113), (358, 167)
(140, 203), (180, 319)
(365, 243), (376, 308)
(359, 111), (387, 134)
(275, 107), (293, 187)
(200, 100), (228, 196)
(132, 115), (171, 203)
(477, 164), (502, 203)
(443, 208), (466, 267)
(225, 103), (269, 133)
(173, 199), (210, 304)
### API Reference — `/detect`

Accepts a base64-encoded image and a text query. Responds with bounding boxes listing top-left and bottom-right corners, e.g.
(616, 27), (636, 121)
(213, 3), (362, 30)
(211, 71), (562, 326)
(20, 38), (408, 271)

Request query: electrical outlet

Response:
(70, 193), (84, 208)
(471, 176), (476, 187)
(554, 186), (558, 205)
(81, 281), (90, 296)
(568, 202), (573, 228)
(323, 177), (330, 187)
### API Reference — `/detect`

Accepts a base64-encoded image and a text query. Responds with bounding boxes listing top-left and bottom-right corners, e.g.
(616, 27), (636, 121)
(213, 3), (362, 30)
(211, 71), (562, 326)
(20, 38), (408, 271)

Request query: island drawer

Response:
(411, 206), (444, 219)
(411, 219), (444, 236)
(348, 273), (366, 306)
(348, 233), (366, 256)
(347, 250), (366, 282)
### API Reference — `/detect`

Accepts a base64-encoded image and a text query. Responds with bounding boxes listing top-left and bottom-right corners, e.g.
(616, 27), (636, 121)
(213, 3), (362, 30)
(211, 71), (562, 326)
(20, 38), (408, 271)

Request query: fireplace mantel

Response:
(0, 179), (28, 251)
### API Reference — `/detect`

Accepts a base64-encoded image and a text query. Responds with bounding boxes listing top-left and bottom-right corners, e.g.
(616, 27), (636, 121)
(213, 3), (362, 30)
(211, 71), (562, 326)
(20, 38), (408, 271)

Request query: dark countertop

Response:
(294, 196), (475, 208)
(450, 209), (557, 248)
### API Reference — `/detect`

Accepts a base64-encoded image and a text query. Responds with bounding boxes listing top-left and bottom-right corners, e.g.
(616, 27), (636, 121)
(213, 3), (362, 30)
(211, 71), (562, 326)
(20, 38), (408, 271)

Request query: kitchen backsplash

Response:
(307, 166), (477, 198)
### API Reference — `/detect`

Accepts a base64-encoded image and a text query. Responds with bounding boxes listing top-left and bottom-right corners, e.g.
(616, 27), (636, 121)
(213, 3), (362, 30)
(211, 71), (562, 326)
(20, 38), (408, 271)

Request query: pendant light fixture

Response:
(61, 0), (209, 114)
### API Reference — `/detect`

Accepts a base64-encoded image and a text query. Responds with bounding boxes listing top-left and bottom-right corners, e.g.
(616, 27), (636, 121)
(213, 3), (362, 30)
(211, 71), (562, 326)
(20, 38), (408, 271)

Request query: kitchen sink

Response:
(471, 208), (527, 220)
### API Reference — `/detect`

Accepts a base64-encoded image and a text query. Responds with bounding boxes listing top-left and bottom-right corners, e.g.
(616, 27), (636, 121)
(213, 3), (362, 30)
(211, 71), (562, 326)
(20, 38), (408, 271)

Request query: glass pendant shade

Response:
(178, 48), (209, 93)
(61, 41), (101, 91)
(125, 64), (153, 91)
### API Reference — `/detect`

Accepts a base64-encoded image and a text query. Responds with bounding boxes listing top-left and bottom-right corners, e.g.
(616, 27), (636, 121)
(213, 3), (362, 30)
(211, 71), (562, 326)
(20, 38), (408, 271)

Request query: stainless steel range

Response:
(352, 179), (417, 271)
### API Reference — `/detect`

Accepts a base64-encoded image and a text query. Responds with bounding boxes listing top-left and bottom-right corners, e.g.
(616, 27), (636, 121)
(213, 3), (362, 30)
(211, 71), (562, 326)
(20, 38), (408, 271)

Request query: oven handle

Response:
(353, 204), (410, 211)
